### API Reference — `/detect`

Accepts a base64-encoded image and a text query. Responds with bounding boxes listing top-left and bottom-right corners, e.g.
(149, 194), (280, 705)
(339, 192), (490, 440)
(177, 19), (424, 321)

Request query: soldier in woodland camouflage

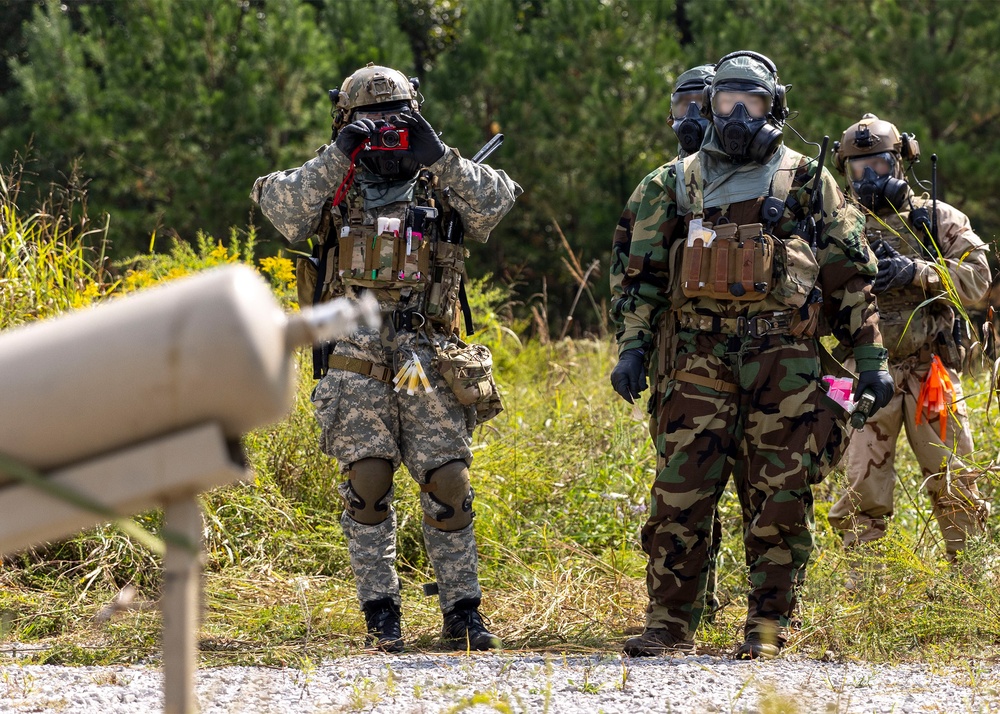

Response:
(610, 52), (892, 659)
(251, 64), (521, 652)
(828, 114), (991, 562)
(610, 63), (729, 619)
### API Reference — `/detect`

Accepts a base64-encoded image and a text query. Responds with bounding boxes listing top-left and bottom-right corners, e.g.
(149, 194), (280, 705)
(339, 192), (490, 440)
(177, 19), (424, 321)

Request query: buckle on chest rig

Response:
(391, 308), (426, 332)
(735, 315), (773, 339)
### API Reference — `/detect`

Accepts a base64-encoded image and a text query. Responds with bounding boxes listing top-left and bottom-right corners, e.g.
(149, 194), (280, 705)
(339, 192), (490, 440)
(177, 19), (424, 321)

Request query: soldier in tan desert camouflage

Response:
(828, 114), (991, 565)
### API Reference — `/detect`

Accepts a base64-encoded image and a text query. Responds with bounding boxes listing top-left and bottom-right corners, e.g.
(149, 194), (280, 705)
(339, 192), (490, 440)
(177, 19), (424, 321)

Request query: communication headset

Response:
(702, 50), (788, 124)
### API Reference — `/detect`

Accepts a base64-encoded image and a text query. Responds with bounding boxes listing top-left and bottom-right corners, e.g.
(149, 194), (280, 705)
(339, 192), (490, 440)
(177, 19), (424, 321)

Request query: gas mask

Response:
(672, 102), (709, 155)
(356, 150), (421, 183)
(851, 166), (908, 212)
(712, 102), (782, 163)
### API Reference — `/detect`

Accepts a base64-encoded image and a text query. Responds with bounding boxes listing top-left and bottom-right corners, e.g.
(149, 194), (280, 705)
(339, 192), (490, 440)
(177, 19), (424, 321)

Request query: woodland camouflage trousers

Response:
(828, 356), (989, 558)
(645, 328), (834, 641)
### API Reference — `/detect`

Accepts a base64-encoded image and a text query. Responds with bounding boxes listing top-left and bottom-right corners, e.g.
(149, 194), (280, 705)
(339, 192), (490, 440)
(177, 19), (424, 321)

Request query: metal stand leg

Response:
(162, 496), (202, 714)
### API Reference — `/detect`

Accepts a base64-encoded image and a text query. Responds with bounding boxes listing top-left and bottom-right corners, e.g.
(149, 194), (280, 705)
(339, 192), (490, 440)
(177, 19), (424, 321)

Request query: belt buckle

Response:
(748, 316), (772, 339)
(735, 315), (748, 338)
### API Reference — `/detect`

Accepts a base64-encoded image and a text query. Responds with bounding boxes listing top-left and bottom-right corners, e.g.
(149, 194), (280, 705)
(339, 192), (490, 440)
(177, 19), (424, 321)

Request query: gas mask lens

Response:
(847, 152), (896, 181)
(670, 91), (703, 120)
(711, 89), (771, 119)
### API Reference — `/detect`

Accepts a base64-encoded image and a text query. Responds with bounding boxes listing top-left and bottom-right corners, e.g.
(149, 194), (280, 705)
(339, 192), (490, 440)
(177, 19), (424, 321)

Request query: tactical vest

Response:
(863, 195), (960, 363)
(670, 150), (821, 314)
(296, 172), (465, 334)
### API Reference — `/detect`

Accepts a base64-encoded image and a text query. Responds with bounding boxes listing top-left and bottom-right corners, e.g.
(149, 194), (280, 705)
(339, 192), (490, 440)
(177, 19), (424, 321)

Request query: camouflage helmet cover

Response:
(712, 55), (777, 97)
(673, 63), (716, 94)
(331, 63), (420, 130)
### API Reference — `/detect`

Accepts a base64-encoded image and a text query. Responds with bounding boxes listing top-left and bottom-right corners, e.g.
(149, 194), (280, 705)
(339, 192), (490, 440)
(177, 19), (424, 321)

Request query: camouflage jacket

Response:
(251, 143), (520, 246)
(864, 192), (990, 361)
(611, 145), (889, 374)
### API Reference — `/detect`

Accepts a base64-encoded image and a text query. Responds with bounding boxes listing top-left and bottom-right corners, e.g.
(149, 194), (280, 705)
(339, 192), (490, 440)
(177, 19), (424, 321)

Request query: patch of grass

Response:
(1, 166), (999, 669)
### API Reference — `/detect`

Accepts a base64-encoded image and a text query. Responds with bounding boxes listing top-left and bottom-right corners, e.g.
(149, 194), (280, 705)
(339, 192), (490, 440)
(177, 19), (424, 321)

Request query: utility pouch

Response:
(296, 249), (340, 307)
(772, 234), (821, 308)
(433, 340), (503, 423)
(339, 224), (431, 288)
(426, 241), (466, 329)
(680, 222), (773, 302)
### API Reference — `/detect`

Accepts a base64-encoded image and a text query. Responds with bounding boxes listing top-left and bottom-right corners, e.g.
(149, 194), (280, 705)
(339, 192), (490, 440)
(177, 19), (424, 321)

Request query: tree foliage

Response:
(2, 0), (998, 334)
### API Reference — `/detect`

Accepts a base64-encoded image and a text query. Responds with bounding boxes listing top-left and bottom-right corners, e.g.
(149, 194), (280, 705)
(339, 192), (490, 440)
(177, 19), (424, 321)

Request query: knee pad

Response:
(421, 459), (474, 531)
(340, 458), (394, 525)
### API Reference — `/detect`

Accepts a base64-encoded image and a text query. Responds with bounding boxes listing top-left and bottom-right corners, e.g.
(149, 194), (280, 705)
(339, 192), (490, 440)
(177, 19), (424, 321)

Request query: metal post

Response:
(162, 495), (203, 714)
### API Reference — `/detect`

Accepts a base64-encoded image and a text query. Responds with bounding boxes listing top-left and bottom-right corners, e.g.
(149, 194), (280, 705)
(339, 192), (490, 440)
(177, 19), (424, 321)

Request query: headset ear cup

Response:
(701, 85), (712, 118)
(832, 141), (845, 174)
(772, 84), (787, 122)
(901, 133), (920, 162)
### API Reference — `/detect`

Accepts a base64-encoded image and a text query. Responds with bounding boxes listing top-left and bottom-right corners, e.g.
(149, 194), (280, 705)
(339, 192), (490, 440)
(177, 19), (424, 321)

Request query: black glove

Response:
(856, 369), (894, 416)
(872, 239), (917, 294)
(610, 348), (647, 404)
(396, 111), (447, 166)
(335, 118), (376, 156)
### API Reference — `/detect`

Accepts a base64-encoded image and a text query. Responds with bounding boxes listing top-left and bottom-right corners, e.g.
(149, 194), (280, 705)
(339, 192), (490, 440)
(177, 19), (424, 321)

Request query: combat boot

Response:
(362, 598), (403, 653)
(441, 598), (501, 651)
(733, 632), (782, 660)
(622, 628), (696, 657)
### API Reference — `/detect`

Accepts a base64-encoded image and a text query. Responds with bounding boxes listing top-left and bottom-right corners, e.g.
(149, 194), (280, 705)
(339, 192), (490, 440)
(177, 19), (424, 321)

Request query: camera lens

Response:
(381, 129), (401, 149)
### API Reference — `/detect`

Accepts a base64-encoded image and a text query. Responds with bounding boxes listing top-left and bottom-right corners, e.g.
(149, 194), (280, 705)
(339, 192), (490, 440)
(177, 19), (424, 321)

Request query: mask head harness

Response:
(705, 51), (789, 163)
(669, 64), (716, 155)
(832, 113), (920, 212)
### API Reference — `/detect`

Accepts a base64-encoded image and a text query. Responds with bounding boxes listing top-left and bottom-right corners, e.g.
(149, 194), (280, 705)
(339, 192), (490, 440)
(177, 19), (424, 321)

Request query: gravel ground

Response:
(2, 652), (999, 713)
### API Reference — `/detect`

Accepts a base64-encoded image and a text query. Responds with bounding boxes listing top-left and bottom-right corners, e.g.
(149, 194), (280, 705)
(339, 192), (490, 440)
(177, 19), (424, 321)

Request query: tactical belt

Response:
(676, 310), (795, 339)
(327, 355), (394, 383)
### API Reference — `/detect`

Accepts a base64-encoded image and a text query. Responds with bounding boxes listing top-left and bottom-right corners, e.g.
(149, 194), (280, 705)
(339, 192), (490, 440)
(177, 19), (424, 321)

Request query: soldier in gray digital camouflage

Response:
(828, 114), (992, 566)
(610, 51), (893, 659)
(610, 63), (729, 621)
(251, 63), (521, 652)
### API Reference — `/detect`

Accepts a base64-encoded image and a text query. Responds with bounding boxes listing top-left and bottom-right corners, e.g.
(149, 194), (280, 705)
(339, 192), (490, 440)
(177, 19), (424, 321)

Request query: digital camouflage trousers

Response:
(645, 328), (833, 641)
(311, 330), (483, 613)
(828, 356), (989, 558)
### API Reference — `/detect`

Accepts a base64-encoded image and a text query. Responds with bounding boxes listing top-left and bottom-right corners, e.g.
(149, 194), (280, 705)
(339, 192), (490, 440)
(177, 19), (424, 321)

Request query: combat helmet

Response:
(330, 63), (420, 133)
(670, 64), (716, 155)
(833, 113), (920, 211)
(832, 113), (919, 174)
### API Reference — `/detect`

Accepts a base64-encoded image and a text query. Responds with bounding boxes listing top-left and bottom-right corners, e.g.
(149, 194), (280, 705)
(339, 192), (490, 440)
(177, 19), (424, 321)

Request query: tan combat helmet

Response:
(833, 113), (919, 175)
(330, 63), (420, 131)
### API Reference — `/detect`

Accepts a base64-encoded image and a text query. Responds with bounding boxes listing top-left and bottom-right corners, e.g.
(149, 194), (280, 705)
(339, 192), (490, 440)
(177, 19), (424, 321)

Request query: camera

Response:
(366, 120), (410, 151)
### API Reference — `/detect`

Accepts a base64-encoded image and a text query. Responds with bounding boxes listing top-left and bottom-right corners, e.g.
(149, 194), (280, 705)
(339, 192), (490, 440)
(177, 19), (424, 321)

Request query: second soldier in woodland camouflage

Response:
(610, 63), (729, 620)
(611, 52), (893, 659)
(251, 64), (521, 652)
(828, 114), (991, 564)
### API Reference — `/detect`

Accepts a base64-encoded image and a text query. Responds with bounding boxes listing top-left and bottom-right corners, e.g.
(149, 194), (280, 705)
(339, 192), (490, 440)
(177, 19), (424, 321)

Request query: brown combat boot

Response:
(622, 628), (696, 657)
(733, 632), (782, 660)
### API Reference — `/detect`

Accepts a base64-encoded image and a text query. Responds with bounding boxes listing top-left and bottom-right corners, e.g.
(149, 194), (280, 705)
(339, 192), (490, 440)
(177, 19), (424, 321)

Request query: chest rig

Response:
(301, 170), (466, 329)
(672, 150), (821, 313)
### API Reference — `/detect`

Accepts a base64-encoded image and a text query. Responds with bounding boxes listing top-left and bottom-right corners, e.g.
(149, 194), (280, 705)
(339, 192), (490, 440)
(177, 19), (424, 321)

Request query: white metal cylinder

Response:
(0, 265), (295, 471)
